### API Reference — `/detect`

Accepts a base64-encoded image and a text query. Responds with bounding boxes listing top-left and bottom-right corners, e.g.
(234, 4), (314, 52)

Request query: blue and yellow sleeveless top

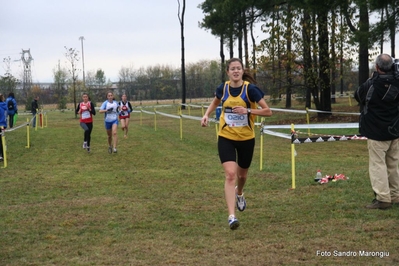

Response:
(219, 81), (257, 140)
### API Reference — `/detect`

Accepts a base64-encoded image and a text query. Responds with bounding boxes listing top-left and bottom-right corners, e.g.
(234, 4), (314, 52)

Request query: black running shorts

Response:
(217, 136), (255, 169)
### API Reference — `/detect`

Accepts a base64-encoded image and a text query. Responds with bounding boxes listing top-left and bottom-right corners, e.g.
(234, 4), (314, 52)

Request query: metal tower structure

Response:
(21, 49), (33, 97)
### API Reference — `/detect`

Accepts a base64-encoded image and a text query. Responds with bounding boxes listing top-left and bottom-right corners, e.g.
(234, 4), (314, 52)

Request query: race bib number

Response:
(82, 110), (90, 119)
(224, 108), (248, 127)
(105, 112), (117, 122)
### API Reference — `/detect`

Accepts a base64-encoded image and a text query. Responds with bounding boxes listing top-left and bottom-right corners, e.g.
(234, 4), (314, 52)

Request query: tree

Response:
(1, 56), (18, 98)
(284, 3), (293, 108)
(369, 0), (398, 57)
(95, 69), (106, 89)
(199, 0), (231, 82)
(317, 7), (332, 115)
(200, 0), (265, 77)
(177, 0), (187, 109)
(344, 0), (371, 86)
(64, 46), (80, 118)
(0, 74), (18, 96)
(301, 9), (318, 108)
(52, 61), (69, 110)
(118, 65), (136, 99)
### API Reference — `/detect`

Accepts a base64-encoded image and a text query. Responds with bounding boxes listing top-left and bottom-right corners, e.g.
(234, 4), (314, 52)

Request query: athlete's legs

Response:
(124, 118), (130, 137)
(112, 123), (118, 149)
(80, 122), (89, 141)
(236, 167), (249, 195)
(236, 138), (254, 195)
(223, 161), (238, 217)
(120, 118), (126, 133)
(107, 129), (112, 147)
(86, 123), (93, 147)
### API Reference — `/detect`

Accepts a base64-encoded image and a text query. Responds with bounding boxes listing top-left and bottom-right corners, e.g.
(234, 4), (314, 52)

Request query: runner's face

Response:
(82, 95), (89, 102)
(107, 93), (113, 102)
(227, 61), (244, 83)
(122, 95), (127, 101)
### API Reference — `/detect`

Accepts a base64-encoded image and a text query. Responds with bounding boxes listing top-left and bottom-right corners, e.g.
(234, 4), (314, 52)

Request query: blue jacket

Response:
(5, 96), (17, 115)
(0, 102), (7, 129)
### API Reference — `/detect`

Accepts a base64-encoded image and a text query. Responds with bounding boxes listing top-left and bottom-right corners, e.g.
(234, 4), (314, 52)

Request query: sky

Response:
(1, 1), (398, 84)
(0, 0), (226, 83)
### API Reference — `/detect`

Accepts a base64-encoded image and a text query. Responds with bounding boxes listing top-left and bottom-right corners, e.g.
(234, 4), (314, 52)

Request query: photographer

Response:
(355, 53), (399, 209)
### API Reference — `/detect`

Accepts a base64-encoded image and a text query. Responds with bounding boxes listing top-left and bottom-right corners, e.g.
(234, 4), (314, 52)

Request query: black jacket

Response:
(31, 99), (38, 113)
(355, 71), (399, 140)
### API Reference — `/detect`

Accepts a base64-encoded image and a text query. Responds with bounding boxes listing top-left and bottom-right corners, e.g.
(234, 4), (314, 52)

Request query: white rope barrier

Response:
(136, 104), (361, 190)
(4, 122), (29, 132)
(156, 111), (180, 119)
(180, 114), (203, 121)
(269, 108), (307, 114)
(141, 109), (156, 115)
(181, 103), (203, 108)
(259, 122), (363, 190)
(261, 123), (359, 131)
(1, 112), (42, 168)
(262, 129), (291, 139)
(307, 108), (360, 116)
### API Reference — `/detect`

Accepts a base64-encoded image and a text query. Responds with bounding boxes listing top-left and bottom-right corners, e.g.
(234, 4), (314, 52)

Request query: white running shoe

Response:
(228, 215), (240, 230)
(235, 186), (246, 212)
(83, 141), (87, 148)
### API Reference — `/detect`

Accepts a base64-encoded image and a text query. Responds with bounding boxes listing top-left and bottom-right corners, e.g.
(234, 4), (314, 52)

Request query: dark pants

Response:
(8, 114), (14, 128)
(80, 122), (93, 147)
(32, 112), (37, 127)
(0, 131), (4, 158)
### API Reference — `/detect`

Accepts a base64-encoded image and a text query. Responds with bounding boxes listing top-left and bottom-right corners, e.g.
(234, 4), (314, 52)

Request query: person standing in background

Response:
(200, 58), (272, 230)
(31, 96), (39, 127)
(118, 94), (133, 139)
(0, 94), (8, 161)
(76, 93), (96, 153)
(355, 53), (399, 210)
(99, 91), (119, 154)
(5, 92), (17, 128)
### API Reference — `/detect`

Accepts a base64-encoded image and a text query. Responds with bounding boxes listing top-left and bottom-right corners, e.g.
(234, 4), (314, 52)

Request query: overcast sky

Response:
(0, 0), (226, 83)
(2, 1), (397, 84)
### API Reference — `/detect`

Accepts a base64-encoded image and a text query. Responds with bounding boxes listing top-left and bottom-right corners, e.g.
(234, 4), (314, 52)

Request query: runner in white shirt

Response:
(99, 91), (119, 154)
(118, 94), (133, 139)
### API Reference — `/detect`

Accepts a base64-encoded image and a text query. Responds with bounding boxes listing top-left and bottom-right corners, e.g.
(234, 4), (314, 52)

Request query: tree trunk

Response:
(302, 10), (318, 109)
(285, 4), (292, 108)
(178, 0), (186, 109)
(318, 10), (331, 116)
(220, 36), (225, 83)
(330, 10), (337, 104)
(358, 2), (369, 86)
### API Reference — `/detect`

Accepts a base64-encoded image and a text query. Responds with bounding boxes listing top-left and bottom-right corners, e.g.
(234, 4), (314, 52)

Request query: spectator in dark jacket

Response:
(355, 53), (399, 210)
(31, 96), (39, 127)
(0, 93), (7, 160)
(5, 92), (17, 128)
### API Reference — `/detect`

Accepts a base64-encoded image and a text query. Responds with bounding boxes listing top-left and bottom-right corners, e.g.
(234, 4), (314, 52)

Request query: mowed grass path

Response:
(1, 104), (399, 265)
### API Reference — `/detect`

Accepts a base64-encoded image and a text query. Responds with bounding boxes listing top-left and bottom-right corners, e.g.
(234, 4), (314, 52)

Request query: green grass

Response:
(1, 101), (399, 265)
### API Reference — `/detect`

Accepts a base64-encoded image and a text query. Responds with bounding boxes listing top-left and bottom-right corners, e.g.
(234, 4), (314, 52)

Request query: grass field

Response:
(1, 99), (399, 265)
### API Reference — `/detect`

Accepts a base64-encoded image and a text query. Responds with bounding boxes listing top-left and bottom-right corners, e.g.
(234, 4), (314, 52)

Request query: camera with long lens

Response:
(392, 59), (399, 79)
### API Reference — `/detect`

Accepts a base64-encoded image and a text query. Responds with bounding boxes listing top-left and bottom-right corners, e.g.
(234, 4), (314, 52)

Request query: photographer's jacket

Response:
(355, 71), (399, 140)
